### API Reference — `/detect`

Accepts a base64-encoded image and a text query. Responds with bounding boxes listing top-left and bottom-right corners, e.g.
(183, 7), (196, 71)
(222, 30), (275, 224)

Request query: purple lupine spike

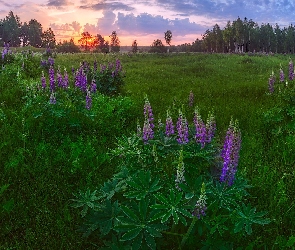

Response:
(193, 108), (206, 148)
(85, 90), (92, 110)
(143, 96), (154, 129)
(279, 68), (284, 82)
(142, 119), (154, 143)
(175, 150), (185, 191)
(63, 68), (69, 88)
(100, 64), (106, 73)
(205, 111), (216, 143)
(220, 118), (241, 186)
(41, 71), (46, 89)
(192, 183), (207, 219)
(57, 66), (63, 88)
(91, 79), (97, 93)
(268, 71), (275, 94)
(289, 59), (294, 80)
(71, 66), (75, 75)
(165, 110), (174, 137)
(189, 90), (194, 107)
(48, 57), (54, 66)
(176, 110), (189, 144)
(49, 91), (56, 104)
(49, 65), (55, 92)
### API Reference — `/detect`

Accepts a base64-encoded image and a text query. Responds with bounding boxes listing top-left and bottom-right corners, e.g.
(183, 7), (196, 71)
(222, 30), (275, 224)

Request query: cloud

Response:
(47, 0), (72, 7)
(116, 12), (206, 36)
(79, 0), (134, 11)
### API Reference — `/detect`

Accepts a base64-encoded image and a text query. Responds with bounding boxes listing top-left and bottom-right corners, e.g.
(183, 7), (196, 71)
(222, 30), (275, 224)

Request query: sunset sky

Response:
(0, 0), (295, 46)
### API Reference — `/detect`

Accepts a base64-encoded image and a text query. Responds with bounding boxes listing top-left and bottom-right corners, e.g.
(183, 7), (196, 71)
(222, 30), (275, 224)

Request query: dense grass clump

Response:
(1, 50), (295, 249)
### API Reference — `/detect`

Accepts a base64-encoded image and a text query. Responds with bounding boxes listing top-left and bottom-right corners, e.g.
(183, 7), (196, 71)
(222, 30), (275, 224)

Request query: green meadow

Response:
(1, 51), (295, 249)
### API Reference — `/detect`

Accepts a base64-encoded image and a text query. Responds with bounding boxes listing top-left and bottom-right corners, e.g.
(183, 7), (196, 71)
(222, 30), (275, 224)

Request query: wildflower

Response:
(142, 119), (154, 143)
(63, 68), (69, 88)
(220, 118), (241, 186)
(85, 90), (92, 110)
(56, 66), (63, 88)
(41, 71), (46, 89)
(192, 183), (207, 219)
(165, 110), (174, 137)
(193, 108), (206, 147)
(49, 91), (56, 104)
(189, 90), (194, 107)
(143, 96), (154, 129)
(48, 57), (54, 66)
(289, 59), (294, 80)
(205, 111), (216, 143)
(176, 110), (189, 144)
(91, 79), (97, 93)
(175, 150), (185, 191)
(49, 65), (55, 92)
(100, 64), (106, 73)
(268, 71), (275, 94)
(279, 67), (284, 82)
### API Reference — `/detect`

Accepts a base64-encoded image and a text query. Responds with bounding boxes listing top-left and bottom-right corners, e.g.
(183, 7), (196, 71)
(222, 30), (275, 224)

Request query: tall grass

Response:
(1, 51), (294, 249)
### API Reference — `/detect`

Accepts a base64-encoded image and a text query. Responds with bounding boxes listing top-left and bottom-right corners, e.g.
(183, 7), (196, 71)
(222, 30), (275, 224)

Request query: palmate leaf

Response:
(79, 199), (121, 237)
(115, 198), (167, 250)
(70, 188), (101, 217)
(124, 170), (162, 200)
(151, 189), (192, 226)
(233, 203), (271, 235)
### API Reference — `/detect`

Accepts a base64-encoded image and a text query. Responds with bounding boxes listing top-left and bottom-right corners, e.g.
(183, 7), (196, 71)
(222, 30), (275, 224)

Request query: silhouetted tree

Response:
(78, 31), (97, 51)
(132, 40), (138, 53)
(42, 28), (56, 48)
(109, 31), (120, 52)
(149, 39), (166, 53)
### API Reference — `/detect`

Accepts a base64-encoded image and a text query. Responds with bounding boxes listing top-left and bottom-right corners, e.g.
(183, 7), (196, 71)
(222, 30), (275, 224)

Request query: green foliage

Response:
(57, 39), (81, 53)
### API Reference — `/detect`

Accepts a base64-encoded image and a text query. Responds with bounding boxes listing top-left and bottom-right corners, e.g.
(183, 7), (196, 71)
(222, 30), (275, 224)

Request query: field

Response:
(1, 50), (295, 249)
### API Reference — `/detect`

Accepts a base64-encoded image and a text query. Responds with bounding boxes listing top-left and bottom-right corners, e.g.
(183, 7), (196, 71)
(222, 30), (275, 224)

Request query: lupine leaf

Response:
(161, 210), (172, 223)
(121, 227), (142, 241)
(154, 193), (169, 205)
(132, 233), (143, 250)
(145, 232), (156, 250)
(121, 205), (139, 222)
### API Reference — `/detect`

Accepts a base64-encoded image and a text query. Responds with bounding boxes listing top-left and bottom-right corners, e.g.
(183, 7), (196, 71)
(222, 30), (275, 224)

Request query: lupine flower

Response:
(192, 183), (207, 219)
(289, 59), (294, 80)
(91, 79), (97, 93)
(63, 68), (69, 88)
(49, 91), (56, 104)
(220, 118), (241, 186)
(75, 66), (87, 92)
(48, 57), (54, 66)
(279, 67), (284, 82)
(175, 150), (185, 191)
(165, 110), (174, 137)
(100, 64), (106, 73)
(49, 65), (55, 92)
(85, 90), (92, 110)
(193, 108), (206, 148)
(176, 110), (189, 144)
(268, 71), (275, 94)
(189, 90), (194, 107)
(56, 66), (63, 87)
(142, 119), (154, 143)
(143, 96), (154, 129)
(205, 111), (216, 143)
(41, 71), (46, 89)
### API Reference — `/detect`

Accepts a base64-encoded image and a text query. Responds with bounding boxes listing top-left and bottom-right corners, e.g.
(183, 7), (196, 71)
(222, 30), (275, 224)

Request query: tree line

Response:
(0, 11), (56, 48)
(177, 17), (295, 54)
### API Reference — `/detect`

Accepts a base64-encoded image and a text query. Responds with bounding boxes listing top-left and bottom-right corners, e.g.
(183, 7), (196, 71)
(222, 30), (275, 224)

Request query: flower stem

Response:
(180, 217), (197, 248)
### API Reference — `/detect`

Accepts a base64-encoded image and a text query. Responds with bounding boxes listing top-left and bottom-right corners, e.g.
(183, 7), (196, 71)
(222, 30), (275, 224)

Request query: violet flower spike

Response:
(279, 67), (284, 82)
(176, 110), (189, 144)
(57, 66), (63, 88)
(41, 71), (46, 89)
(49, 91), (56, 104)
(63, 68), (69, 88)
(192, 183), (207, 219)
(49, 65), (55, 92)
(165, 110), (174, 137)
(193, 108), (206, 148)
(142, 119), (154, 143)
(143, 96), (154, 129)
(268, 71), (275, 94)
(205, 111), (216, 143)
